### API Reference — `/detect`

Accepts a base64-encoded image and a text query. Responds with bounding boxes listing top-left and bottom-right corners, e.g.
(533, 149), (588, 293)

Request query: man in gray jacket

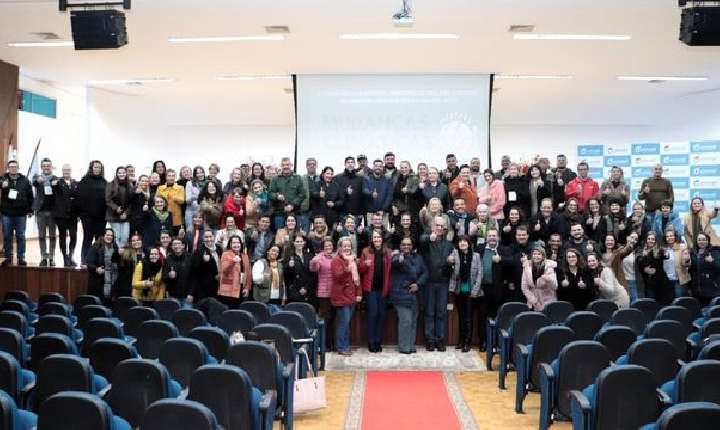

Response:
(419, 216), (455, 352)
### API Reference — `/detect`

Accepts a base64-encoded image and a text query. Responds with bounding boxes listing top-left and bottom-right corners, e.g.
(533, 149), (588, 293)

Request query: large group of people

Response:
(0, 151), (719, 355)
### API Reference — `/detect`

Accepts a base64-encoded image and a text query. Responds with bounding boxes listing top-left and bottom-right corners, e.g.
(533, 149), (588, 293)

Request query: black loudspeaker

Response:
(680, 7), (720, 46)
(70, 10), (128, 50)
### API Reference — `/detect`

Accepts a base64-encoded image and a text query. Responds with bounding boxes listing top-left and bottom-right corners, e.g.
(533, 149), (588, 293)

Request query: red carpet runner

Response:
(360, 371), (461, 430)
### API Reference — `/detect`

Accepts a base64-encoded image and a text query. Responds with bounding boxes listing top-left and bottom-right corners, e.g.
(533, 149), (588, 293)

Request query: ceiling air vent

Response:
(508, 25), (535, 33)
(265, 26), (290, 34)
(31, 32), (61, 40)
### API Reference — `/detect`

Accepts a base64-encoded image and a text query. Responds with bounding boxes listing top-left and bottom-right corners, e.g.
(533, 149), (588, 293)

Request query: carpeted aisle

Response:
(360, 371), (462, 430)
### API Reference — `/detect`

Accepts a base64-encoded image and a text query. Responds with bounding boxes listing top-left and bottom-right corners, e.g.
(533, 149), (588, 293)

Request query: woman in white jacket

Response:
(587, 252), (629, 308)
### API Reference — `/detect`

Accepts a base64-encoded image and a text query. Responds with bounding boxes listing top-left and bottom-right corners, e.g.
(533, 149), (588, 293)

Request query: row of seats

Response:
(0, 290), (328, 430)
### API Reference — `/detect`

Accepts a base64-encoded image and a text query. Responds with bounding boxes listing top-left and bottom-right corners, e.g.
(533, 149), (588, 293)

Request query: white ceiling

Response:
(0, 0), (719, 127)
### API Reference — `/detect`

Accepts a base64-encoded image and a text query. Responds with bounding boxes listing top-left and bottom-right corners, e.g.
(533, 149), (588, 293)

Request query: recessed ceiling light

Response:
(339, 33), (458, 40)
(508, 25), (535, 33)
(216, 75), (291, 81)
(495, 74), (573, 80)
(7, 40), (74, 47)
(87, 77), (176, 85)
(264, 26), (290, 34)
(617, 76), (708, 81)
(167, 35), (284, 43)
(513, 34), (631, 41)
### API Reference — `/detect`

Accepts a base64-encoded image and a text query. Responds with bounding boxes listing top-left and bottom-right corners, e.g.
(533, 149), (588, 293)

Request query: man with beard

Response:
(448, 198), (472, 240)
(561, 222), (596, 259)
(336, 156), (365, 222)
(449, 166), (478, 215)
(356, 154), (371, 177)
(509, 225), (533, 302)
(363, 159), (393, 228)
(529, 198), (565, 243)
(299, 157), (320, 233)
(475, 227), (513, 350)
(384, 152), (398, 184)
(494, 155), (510, 180)
(441, 153), (461, 186)
(269, 157), (306, 230)
(469, 157), (482, 188)
(551, 154), (577, 211)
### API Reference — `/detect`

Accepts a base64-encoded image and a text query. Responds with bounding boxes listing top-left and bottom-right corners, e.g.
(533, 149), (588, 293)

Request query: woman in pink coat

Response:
(310, 237), (336, 351)
(521, 247), (558, 311)
(477, 168), (506, 224)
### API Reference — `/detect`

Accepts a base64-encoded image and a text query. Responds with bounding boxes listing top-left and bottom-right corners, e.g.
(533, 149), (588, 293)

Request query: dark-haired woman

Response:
(637, 231), (672, 305)
(556, 248), (594, 310)
(217, 235), (252, 309)
(132, 247), (165, 305)
(86, 228), (120, 307)
(198, 181), (224, 231)
(106, 166), (131, 247)
(114, 233), (144, 299)
(187, 230), (222, 305)
(359, 230), (392, 353)
(130, 175), (151, 236)
(449, 235), (483, 352)
(312, 167), (344, 228)
(77, 160), (107, 266)
(152, 160), (167, 185)
(283, 234), (315, 304)
(686, 232), (720, 306)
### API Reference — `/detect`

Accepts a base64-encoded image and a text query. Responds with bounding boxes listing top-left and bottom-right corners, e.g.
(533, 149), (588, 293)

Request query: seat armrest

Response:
(569, 390), (591, 413)
(282, 363), (294, 381)
(97, 383), (112, 398)
(499, 328), (509, 340)
(516, 344), (529, 357)
(259, 389), (278, 430)
(21, 381), (34, 396)
(539, 362), (554, 381)
(657, 388), (672, 410)
(488, 318), (497, 328)
(292, 338), (315, 345)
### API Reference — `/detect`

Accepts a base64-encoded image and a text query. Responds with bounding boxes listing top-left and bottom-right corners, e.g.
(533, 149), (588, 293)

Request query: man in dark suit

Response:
(475, 227), (513, 350)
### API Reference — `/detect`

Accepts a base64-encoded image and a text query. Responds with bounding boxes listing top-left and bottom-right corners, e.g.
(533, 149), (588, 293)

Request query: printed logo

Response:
(660, 142), (689, 154)
(661, 154), (689, 166)
(631, 143), (660, 155)
(690, 140), (720, 153)
(578, 145), (604, 157)
(668, 177), (690, 189)
(604, 156), (631, 167)
(632, 155), (661, 166)
(692, 166), (720, 176)
(691, 190), (720, 200)
(689, 154), (720, 165)
(691, 177), (720, 189)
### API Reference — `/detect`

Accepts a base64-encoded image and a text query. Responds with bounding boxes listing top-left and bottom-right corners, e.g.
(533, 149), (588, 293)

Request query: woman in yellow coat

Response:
(132, 247), (166, 305)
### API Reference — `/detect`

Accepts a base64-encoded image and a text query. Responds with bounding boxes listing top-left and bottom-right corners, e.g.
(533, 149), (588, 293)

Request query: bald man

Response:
(638, 163), (673, 223)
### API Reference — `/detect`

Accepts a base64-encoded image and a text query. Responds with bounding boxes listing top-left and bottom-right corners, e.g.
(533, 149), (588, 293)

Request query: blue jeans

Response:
(671, 280), (686, 298)
(109, 222), (130, 248)
(397, 301), (419, 353)
(627, 280), (639, 302)
(424, 282), (449, 344)
(335, 305), (354, 353)
(366, 290), (387, 345)
(2, 215), (27, 262)
(273, 213), (286, 232)
(296, 212), (311, 234)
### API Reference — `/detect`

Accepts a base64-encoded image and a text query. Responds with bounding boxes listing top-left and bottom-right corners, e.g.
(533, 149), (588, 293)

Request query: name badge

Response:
(8, 189), (17, 200)
(477, 237), (486, 244)
(509, 191), (517, 201)
(44, 186), (53, 195)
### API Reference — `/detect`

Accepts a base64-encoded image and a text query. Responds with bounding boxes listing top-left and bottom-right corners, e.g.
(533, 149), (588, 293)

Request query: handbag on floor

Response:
(294, 350), (326, 413)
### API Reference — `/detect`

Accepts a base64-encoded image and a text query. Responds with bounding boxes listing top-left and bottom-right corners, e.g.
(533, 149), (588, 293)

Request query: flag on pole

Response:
(27, 138), (41, 179)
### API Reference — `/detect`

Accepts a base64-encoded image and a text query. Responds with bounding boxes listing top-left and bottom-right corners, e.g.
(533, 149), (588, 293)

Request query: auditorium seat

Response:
(239, 301), (271, 325)
(608, 307), (648, 336)
(171, 309), (208, 337)
(0, 351), (33, 408)
(538, 340), (610, 430)
(188, 364), (276, 430)
(153, 298), (181, 321)
(285, 302), (326, 371)
(269, 311), (316, 375)
(81, 318), (126, 357)
(29, 333), (77, 372)
(105, 358), (181, 428)
(594, 326), (636, 362)
(159, 338), (217, 389)
(565, 311), (603, 341)
(672, 297), (702, 320)
(543, 301), (575, 325)
(72, 295), (102, 317)
(570, 365), (669, 430)
(514, 325), (576, 413)
(499, 312), (550, 390)
(0, 311), (33, 339)
(31, 353), (107, 413)
(75, 305), (112, 333)
(615, 339), (680, 388)
(656, 306), (694, 334)
(3, 291), (36, 312)
(121, 306), (159, 339)
(0, 388), (36, 430)
(189, 327), (230, 363)
(142, 399), (220, 430)
(486, 302), (530, 371)
(226, 340), (294, 430)
(111, 297), (141, 320)
(135, 320), (179, 359)
(0, 301), (36, 324)
(643, 320), (690, 361)
(37, 391), (130, 430)
(631, 298), (661, 321)
(35, 315), (82, 343)
(639, 402), (720, 430)
(0, 328), (29, 369)
(688, 318), (720, 357)
(660, 360), (720, 405)
(698, 339), (720, 360)
(88, 338), (138, 381)
(216, 310), (256, 338)
(586, 300), (618, 324)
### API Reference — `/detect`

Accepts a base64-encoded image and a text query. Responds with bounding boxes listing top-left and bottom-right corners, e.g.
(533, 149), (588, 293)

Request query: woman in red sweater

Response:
(331, 236), (363, 356)
(358, 230), (392, 353)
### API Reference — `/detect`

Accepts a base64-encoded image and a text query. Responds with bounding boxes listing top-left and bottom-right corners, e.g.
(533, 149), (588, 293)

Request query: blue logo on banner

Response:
(604, 156), (631, 167)
(691, 166), (720, 176)
(633, 167), (653, 177)
(660, 154), (689, 166)
(668, 177), (690, 189)
(691, 190), (720, 200)
(690, 140), (720, 153)
(588, 168), (603, 178)
(578, 145), (604, 157)
(632, 143), (661, 155)
(674, 201), (689, 213)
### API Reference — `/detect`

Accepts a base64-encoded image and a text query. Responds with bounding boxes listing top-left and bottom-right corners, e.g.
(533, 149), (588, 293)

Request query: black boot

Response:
(455, 341), (464, 350)
(375, 343), (382, 352)
(462, 340), (471, 353)
(368, 344), (376, 353)
(425, 342), (435, 352)
(436, 342), (446, 352)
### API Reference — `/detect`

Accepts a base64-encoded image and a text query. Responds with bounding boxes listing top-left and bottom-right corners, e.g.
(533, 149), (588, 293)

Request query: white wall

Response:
(86, 88), (295, 177)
